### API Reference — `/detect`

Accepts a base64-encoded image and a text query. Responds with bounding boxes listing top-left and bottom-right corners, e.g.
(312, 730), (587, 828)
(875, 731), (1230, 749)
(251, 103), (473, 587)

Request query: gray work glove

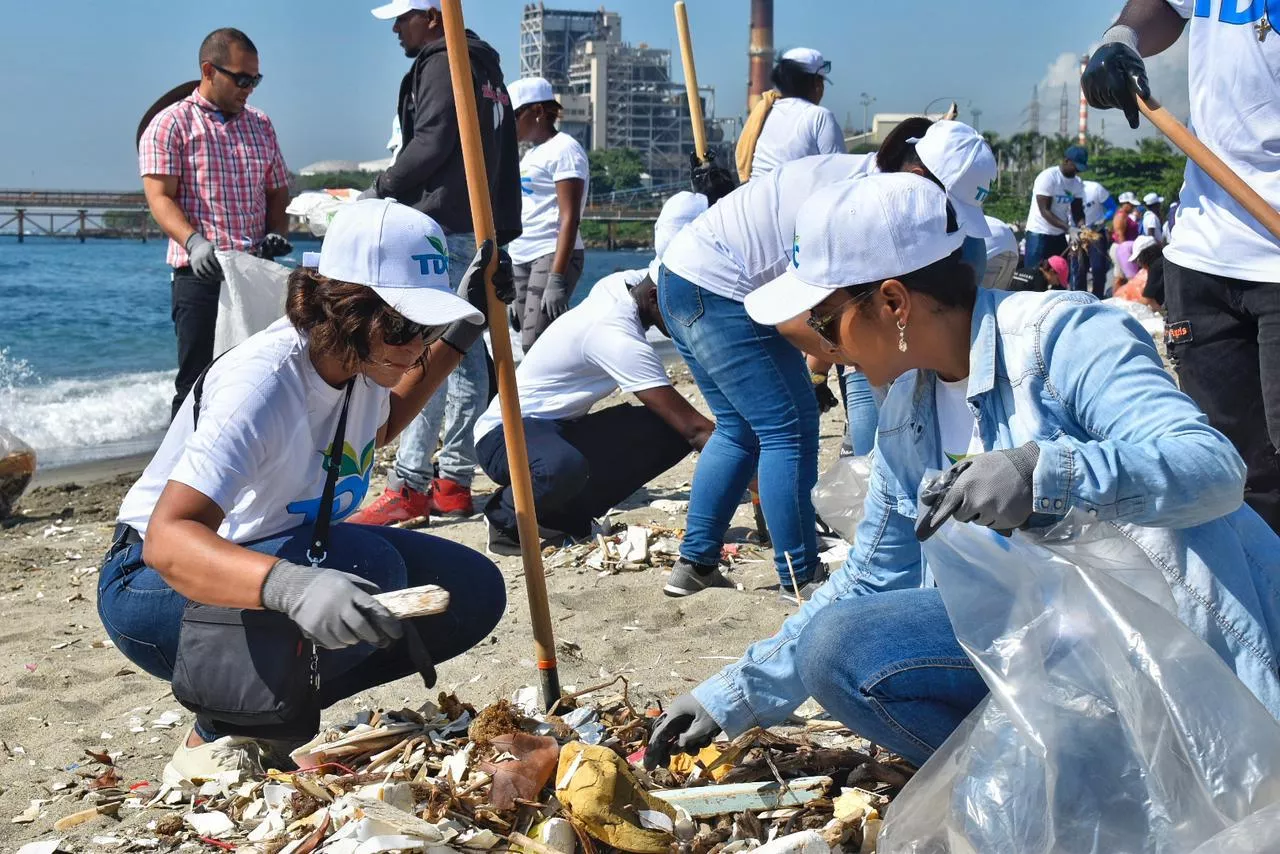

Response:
(541, 271), (571, 321)
(441, 239), (514, 354)
(260, 560), (404, 650)
(644, 693), (720, 771)
(915, 442), (1041, 542)
(185, 232), (223, 283)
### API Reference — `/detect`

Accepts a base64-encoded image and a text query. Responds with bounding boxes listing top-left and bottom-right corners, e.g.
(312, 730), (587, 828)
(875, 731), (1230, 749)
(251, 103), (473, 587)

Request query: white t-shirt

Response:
(508, 132), (590, 265)
(1163, 0), (1280, 282)
(934, 377), (984, 466)
(117, 318), (391, 543)
(1082, 180), (1111, 228)
(473, 270), (670, 443)
(1025, 166), (1085, 236)
(749, 98), (847, 180)
(1142, 209), (1162, 237)
(663, 153), (875, 303)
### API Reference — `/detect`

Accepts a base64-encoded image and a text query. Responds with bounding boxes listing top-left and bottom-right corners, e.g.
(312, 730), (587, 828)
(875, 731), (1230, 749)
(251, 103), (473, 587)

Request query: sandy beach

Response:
(0, 371), (849, 850)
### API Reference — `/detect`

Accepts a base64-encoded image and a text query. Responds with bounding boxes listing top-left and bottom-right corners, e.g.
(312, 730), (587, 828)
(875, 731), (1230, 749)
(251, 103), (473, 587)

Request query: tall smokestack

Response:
(748, 0), (773, 111)
(1078, 54), (1089, 146)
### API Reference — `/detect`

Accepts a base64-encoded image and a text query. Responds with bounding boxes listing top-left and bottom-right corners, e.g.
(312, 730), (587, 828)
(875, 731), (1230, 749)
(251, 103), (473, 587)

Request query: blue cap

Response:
(1065, 145), (1089, 171)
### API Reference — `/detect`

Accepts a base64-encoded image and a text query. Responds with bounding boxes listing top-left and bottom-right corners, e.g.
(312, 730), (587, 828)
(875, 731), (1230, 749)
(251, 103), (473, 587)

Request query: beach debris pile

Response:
(0, 425), (37, 520)
(18, 678), (910, 853)
(545, 516), (764, 581)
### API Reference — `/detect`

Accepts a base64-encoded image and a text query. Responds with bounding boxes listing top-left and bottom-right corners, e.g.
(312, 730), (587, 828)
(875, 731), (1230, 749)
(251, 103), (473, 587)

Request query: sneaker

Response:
(664, 559), (735, 597)
(427, 477), (474, 517)
(486, 517), (523, 557)
(347, 484), (430, 528)
(162, 728), (265, 786)
(778, 567), (830, 605)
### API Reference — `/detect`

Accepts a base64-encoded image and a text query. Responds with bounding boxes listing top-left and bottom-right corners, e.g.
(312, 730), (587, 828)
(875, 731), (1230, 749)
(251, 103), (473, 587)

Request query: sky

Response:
(0, 0), (1189, 190)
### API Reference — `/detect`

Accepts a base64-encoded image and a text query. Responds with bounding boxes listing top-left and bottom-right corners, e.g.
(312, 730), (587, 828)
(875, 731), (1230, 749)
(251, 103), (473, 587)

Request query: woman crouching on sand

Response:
(97, 199), (510, 784)
(645, 173), (1280, 770)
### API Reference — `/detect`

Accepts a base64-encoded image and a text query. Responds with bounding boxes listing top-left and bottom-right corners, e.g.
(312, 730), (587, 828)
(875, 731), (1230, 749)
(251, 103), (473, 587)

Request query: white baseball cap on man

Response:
(319, 199), (483, 327)
(1143, 192), (1164, 206)
(371, 0), (440, 18)
(745, 173), (965, 326)
(780, 47), (831, 76)
(508, 77), (560, 112)
(911, 120), (995, 238)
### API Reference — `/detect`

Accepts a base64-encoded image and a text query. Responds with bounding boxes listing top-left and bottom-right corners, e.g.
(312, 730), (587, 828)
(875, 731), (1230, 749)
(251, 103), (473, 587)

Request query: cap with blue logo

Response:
(910, 120), (996, 239)
(318, 198), (483, 327)
(744, 173), (965, 326)
(1065, 145), (1089, 171)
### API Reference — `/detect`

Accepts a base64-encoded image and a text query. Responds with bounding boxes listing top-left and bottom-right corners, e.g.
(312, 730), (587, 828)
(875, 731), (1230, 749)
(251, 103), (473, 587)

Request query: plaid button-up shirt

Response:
(139, 90), (289, 268)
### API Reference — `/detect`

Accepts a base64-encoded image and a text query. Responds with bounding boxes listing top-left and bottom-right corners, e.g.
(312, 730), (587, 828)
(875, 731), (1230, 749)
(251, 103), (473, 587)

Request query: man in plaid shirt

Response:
(139, 28), (291, 419)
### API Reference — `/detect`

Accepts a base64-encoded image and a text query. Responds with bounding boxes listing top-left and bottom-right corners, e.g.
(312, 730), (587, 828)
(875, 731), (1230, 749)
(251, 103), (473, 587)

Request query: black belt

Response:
(109, 523), (143, 558)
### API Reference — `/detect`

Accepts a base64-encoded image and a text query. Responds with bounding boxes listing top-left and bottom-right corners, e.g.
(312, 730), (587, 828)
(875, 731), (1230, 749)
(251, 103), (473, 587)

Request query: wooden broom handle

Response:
(675, 2), (708, 160)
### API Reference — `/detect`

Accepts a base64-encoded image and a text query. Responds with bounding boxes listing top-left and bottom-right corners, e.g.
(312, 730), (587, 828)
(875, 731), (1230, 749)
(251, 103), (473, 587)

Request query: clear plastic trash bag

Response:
(0, 426), (36, 519)
(879, 511), (1280, 854)
(811, 454), (872, 543)
(214, 251), (290, 356)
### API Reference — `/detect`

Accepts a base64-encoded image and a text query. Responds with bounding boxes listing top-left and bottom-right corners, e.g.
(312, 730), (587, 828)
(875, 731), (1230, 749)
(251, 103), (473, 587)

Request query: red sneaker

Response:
(426, 477), (474, 517)
(346, 484), (430, 528)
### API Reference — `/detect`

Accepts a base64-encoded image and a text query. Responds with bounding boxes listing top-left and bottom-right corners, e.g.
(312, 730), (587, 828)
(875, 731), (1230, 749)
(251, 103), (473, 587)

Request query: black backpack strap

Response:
(307, 379), (356, 567)
(191, 351), (232, 431)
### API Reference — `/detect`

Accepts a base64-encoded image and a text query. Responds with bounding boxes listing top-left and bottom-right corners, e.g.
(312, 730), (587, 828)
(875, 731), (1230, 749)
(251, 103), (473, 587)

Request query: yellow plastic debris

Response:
(668, 745), (733, 781)
(554, 742), (677, 854)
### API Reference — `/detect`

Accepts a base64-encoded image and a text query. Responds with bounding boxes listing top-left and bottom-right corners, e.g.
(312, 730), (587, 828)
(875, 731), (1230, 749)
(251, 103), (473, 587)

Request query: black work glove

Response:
(441, 239), (513, 353)
(813, 375), (839, 414)
(644, 693), (720, 771)
(261, 560), (404, 650)
(690, 150), (737, 206)
(185, 233), (223, 283)
(916, 442), (1041, 542)
(1082, 33), (1150, 131)
(253, 232), (293, 260)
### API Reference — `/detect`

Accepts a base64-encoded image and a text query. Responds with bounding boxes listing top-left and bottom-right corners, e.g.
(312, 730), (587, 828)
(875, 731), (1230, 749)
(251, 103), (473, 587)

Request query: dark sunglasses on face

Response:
(806, 286), (876, 347)
(211, 63), (263, 90)
(382, 314), (447, 347)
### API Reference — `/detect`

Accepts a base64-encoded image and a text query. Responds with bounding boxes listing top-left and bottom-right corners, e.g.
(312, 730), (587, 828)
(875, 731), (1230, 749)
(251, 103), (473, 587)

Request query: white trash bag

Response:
(811, 454), (872, 542)
(879, 511), (1280, 854)
(214, 251), (291, 356)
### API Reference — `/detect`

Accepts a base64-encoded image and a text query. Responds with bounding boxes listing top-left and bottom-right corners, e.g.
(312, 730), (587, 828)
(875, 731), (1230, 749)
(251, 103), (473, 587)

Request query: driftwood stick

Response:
(374, 585), (450, 619)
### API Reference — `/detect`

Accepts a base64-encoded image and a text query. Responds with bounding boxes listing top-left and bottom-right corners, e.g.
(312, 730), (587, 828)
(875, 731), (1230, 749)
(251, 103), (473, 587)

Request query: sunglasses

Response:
(805, 286), (876, 348)
(382, 314), (447, 347)
(211, 63), (263, 90)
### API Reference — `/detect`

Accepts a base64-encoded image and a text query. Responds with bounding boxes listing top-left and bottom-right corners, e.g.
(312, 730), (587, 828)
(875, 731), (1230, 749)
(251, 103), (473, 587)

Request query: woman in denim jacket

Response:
(645, 173), (1280, 769)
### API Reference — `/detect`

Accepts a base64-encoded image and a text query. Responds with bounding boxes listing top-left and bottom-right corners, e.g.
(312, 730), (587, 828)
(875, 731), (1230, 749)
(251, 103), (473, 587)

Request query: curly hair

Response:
(285, 267), (425, 370)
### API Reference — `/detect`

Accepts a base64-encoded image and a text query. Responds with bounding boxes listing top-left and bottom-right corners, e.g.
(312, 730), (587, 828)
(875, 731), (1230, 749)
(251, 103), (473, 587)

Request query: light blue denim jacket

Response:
(694, 288), (1280, 734)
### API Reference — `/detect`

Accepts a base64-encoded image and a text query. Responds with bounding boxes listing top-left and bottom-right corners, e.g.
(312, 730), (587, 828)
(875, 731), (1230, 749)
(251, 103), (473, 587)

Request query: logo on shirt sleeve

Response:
(285, 439), (376, 525)
(520, 174), (534, 196)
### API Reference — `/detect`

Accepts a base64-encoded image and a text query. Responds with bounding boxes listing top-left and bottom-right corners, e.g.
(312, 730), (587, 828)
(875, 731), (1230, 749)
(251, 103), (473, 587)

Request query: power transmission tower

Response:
(970, 107), (982, 132)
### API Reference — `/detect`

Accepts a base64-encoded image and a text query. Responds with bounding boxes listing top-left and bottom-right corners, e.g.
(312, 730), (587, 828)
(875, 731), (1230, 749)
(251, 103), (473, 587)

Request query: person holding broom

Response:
(736, 48), (845, 182)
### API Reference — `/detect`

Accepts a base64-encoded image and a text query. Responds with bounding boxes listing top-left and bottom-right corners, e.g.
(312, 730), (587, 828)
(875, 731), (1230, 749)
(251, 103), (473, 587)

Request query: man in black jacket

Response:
(352, 0), (524, 528)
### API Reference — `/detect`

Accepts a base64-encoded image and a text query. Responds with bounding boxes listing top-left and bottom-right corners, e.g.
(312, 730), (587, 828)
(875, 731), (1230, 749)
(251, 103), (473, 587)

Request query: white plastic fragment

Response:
(16, 840), (62, 854)
(184, 811), (235, 838)
(752, 829), (830, 854)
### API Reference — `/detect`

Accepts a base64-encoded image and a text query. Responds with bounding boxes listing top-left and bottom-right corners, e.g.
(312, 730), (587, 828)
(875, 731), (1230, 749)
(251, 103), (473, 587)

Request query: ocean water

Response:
(0, 235), (654, 469)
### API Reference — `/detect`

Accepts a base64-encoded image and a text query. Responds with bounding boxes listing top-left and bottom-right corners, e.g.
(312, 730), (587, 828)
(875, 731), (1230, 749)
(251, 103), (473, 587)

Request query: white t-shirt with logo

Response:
(1142, 209), (1162, 237)
(1082, 180), (1111, 228)
(1025, 166), (1085, 236)
(118, 318), (391, 543)
(750, 98), (847, 180)
(473, 269), (670, 443)
(934, 377), (984, 467)
(1163, 0), (1280, 282)
(508, 132), (590, 265)
(663, 153), (876, 303)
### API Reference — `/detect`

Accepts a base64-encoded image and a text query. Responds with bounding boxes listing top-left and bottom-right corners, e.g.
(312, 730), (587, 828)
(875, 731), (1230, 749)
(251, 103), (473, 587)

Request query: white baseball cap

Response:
(508, 77), (559, 113)
(745, 173), (965, 326)
(1129, 234), (1159, 262)
(318, 199), (482, 327)
(1143, 192), (1164, 205)
(780, 47), (831, 76)
(1118, 191), (1138, 205)
(911, 120), (995, 239)
(371, 0), (440, 20)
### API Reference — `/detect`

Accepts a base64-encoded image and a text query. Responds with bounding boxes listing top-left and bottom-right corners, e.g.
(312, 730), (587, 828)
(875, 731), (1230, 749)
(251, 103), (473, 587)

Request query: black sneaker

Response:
(486, 517), (522, 558)
(664, 559), (735, 597)
(778, 566), (830, 605)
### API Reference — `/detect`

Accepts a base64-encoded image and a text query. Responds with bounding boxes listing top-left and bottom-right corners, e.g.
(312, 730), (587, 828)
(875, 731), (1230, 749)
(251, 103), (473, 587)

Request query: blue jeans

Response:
(97, 523), (506, 736)
(1024, 232), (1067, 269)
(841, 369), (879, 457)
(393, 233), (488, 490)
(658, 269), (821, 584)
(797, 588), (986, 766)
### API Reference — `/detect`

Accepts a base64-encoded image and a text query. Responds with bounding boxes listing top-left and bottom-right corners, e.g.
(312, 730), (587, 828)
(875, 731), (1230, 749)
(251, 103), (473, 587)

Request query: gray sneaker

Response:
(664, 559), (734, 597)
(779, 567), (830, 605)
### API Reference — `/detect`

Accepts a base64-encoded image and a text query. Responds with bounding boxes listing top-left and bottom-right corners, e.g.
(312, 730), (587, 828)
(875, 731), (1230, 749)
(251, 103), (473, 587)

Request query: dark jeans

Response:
(170, 267), (221, 420)
(1024, 233), (1067, 269)
(97, 523), (506, 738)
(1069, 232), (1111, 298)
(1164, 260), (1280, 531)
(476, 404), (692, 539)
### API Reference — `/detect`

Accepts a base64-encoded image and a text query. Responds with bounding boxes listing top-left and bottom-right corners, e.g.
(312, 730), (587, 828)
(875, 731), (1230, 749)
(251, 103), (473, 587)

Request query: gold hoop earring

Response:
(897, 320), (909, 353)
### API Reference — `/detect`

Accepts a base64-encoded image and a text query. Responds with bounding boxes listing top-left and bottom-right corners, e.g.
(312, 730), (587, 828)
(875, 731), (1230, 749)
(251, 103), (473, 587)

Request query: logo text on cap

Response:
(412, 235), (449, 276)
